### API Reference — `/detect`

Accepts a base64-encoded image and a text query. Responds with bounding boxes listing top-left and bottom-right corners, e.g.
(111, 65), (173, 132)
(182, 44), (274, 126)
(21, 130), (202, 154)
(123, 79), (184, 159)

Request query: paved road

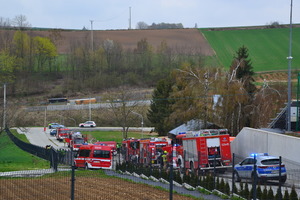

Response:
(17, 127), (67, 149)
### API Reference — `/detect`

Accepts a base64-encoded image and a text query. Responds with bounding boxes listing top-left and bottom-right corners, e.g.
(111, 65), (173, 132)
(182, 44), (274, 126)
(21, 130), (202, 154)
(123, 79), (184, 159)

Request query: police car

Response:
(234, 153), (287, 183)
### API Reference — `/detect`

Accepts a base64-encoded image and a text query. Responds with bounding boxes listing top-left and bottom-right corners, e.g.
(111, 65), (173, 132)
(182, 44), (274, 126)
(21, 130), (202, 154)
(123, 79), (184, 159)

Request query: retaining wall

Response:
(231, 127), (300, 170)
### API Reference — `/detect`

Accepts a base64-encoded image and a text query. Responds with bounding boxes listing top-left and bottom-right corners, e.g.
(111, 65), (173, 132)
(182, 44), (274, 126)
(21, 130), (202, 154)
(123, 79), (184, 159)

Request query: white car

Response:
(79, 121), (96, 128)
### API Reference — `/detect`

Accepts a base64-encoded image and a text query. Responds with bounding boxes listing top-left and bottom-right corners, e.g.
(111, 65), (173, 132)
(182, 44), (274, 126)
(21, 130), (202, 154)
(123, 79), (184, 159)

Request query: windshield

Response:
(74, 139), (85, 144)
(60, 130), (71, 134)
(93, 150), (110, 158)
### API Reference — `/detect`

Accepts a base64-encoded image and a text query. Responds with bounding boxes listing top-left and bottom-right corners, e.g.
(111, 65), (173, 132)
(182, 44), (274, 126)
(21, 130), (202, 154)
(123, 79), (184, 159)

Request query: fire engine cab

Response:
(56, 128), (72, 142)
(65, 132), (87, 151)
(74, 144), (114, 169)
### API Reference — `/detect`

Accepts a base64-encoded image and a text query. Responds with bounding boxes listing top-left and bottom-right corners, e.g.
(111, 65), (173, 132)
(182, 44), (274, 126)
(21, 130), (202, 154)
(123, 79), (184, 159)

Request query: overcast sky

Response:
(2, 0), (299, 30)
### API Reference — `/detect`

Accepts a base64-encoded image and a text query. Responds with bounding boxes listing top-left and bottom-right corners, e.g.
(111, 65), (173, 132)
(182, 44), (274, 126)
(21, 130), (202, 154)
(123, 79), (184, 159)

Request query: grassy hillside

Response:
(0, 130), (49, 172)
(201, 27), (300, 72)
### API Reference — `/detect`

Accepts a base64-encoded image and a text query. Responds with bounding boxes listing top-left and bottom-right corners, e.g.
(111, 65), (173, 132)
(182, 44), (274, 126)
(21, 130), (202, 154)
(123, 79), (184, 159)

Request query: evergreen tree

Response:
(267, 187), (274, 200)
(243, 183), (250, 199)
(262, 185), (268, 200)
(283, 189), (289, 200)
(232, 183), (238, 194)
(275, 187), (282, 200)
(216, 176), (220, 190)
(232, 45), (256, 96)
(224, 182), (230, 195)
(228, 45), (256, 129)
(219, 178), (225, 193)
(239, 182), (244, 197)
(290, 185), (298, 200)
(256, 185), (262, 200)
(147, 77), (174, 136)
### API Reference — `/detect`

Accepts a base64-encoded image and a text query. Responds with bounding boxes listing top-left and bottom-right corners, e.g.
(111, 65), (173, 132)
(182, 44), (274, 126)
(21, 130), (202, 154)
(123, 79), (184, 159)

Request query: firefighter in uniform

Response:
(162, 151), (168, 169)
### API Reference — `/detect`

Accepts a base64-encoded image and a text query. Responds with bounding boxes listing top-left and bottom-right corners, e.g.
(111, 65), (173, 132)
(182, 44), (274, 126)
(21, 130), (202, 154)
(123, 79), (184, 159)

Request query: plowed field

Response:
(0, 177), (196, 200)
(0, 29), (215, 56)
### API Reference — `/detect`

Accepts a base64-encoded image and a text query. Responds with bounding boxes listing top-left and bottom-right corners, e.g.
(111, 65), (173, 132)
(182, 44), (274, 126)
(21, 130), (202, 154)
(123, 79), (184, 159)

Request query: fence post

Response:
(252, 154), (257, 200)
(169, 142), (174, 200)
(231, 153), (235, 196)
(52, 148), (58, 172)
(70, 148), (75, 200)
(278, 156), (282, 200)
(213, 152), (216, 189)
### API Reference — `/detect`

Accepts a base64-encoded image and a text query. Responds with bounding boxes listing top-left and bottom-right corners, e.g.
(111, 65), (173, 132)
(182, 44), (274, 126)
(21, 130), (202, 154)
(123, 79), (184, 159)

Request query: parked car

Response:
(234, 153), (287, 183)
(50, 129), (57, 136)
(79, 121), (96, 128)
(48, 123), (65, 129)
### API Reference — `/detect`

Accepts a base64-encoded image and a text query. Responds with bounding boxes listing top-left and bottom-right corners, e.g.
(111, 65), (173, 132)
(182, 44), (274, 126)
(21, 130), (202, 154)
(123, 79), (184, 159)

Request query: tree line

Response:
(0, 15), (287, 135)
(148, 46), (287, 135)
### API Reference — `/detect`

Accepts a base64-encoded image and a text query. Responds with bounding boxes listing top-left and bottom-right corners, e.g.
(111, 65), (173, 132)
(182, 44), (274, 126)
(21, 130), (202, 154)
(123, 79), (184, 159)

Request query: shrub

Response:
(224, 182), (230, 195)
(290, 185), (298, 200)
(283, 189), (289, 200)
(256, 185), (262, 200)
(267, 187), (274, 200)
(261, 185), (268, 200)
(243, 183), (250, 199)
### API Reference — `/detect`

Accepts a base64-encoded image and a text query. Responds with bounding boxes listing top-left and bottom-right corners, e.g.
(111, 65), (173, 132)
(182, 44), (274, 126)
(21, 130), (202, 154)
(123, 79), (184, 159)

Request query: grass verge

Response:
(82, 130), (157, 143)
(0, 130), (49, 172)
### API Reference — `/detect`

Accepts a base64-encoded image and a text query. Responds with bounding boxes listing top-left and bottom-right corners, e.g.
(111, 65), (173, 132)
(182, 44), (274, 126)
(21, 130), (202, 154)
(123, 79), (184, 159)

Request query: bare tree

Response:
(0, 17), (11, 28)
(12, 15), (31, 29)
(106, 87), (145, 139)
(136, 21), (148, 29)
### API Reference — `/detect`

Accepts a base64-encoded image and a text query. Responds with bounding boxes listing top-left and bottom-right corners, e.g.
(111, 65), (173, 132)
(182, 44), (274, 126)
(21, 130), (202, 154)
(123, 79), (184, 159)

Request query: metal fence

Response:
(5, 128), (73, 170)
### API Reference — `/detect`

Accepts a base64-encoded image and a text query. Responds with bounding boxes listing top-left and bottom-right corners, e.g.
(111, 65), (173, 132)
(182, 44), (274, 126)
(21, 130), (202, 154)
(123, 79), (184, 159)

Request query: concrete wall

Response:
(231, 127), (300, 170)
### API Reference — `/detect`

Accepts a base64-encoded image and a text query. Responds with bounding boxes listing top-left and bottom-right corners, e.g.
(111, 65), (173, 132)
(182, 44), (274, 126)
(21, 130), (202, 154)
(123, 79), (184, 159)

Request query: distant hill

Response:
(201, 26), (300, 72)
(0, 28), (214, 56)
(2, 26), (299, 72)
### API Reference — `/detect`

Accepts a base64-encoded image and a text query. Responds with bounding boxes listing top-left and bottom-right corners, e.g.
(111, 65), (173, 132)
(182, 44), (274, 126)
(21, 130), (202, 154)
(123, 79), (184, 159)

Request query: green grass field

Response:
(201, 27), (300, 72)
(0, 130), (49, 172)
(82, 130), (155, 144)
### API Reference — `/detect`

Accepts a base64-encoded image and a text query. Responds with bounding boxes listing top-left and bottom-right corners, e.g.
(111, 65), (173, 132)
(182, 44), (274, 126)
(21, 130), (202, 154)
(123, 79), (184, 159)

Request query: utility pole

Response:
(129, 7), (132, 29)
(90, 20), (94, 51)
(3, 83), (6, 129)
(287, 0), (293, 132)
(89, 97), (92, 121)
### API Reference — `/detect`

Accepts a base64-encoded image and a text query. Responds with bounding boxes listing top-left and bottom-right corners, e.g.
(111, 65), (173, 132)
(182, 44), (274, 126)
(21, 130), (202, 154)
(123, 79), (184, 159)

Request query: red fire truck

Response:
(74, 144), (115, 169)
(173, 129), (232, 172)
(94, 141), (117, 150)
(56, 127), (72, 142)
(122, 138), (140, 163)
(64, 132), (88, 151)
(139, 137), (170, 166)
(122, 137), (170, 167)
